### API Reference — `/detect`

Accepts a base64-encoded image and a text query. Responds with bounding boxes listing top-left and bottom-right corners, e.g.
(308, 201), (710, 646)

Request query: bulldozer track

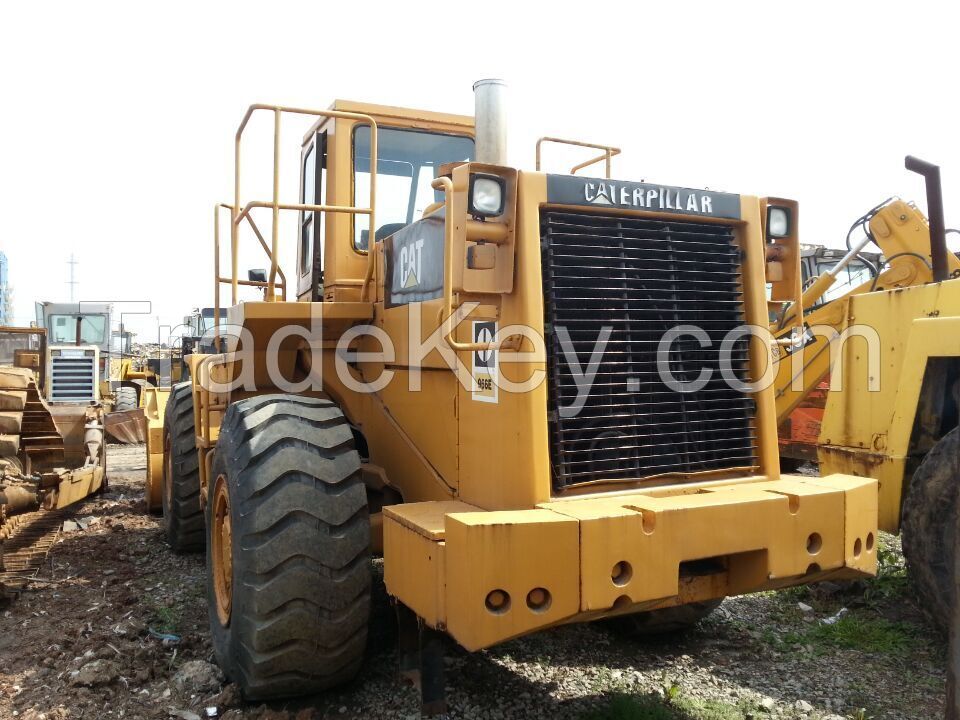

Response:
(0, 508), (65, 599)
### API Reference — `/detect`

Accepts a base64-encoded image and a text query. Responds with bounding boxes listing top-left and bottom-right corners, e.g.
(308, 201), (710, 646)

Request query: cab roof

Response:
(330, 99), (474, 133)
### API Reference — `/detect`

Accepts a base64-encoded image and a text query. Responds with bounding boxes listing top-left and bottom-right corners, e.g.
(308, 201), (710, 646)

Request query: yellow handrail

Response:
(228, 104), (379, 307)
(213, 203), (288, 346)
(535, 136), (621, 179)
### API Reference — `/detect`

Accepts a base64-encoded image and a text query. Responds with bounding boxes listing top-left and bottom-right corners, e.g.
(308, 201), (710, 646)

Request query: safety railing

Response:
(535, 137), (621, 178)
(193, 353), (228, 450)
(214, 201), (294, 344)
(215, 104), (380, 320)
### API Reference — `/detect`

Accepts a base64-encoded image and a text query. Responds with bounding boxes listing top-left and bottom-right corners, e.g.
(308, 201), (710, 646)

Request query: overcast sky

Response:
(2, 1), (958, 338)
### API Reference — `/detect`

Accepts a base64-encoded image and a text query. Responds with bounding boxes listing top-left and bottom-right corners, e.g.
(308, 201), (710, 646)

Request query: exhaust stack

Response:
(473, 79), (507, 165)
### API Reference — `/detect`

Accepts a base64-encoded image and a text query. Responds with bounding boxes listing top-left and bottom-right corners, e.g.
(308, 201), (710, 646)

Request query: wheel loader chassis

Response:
(172, 326), (880, 654)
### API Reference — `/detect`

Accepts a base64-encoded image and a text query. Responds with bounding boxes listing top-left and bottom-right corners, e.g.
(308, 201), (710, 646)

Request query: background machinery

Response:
(139, 309), (224, 514)
(768, 160), (960, 631)
(776, 245), (881, 467)
(157, 82), (890, 712)
(34, 301), (115, 399)
(0, 324), (106, 597)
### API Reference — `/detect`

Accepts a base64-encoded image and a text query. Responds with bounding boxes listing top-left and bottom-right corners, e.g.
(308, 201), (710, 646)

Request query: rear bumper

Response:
(383, 474), (878, 651)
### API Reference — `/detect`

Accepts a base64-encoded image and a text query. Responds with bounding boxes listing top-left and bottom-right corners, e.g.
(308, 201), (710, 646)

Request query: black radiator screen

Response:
(541, 210), (758, 490)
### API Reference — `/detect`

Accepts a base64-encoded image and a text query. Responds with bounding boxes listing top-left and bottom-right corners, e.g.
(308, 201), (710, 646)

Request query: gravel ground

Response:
(0, 445), (946, 720)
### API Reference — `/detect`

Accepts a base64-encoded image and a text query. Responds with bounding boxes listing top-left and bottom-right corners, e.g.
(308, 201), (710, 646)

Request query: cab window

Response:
(816, 258), (873, 303)
(49, 314), (107, 344)
(299, 144), (315, 277)
(352, 126), (474, 251)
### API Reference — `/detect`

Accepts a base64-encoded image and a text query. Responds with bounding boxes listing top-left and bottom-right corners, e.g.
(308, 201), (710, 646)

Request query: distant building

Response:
(0, 252), (9, 325)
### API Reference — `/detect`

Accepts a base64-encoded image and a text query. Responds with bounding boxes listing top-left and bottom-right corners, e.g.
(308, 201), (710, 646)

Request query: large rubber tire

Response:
(206, 395), (370, 701)
(114, 385), (138, 412)
(901, 427), (960, 632)
(610, 599), (723, 637)
(161, 382), (204, 551)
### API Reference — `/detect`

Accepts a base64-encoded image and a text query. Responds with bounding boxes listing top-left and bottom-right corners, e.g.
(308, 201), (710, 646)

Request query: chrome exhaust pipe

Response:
(473, 79), (507, 165)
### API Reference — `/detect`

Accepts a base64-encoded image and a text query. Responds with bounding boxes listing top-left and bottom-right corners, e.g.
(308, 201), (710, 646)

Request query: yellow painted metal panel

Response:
(735, 195), (783, 480)
(384, 501), (479, 541)
(806, 474), (879, 575)
(444, 509), (579, 651)
(455, 172), (553, 510)
(375, 369), (459, 488)
(818, 283), (960, 531)
(544, 479), (850, 611)
(383, 514), (446, 627)
(383, 475), (877, 650)
(53, 466), (105, 509)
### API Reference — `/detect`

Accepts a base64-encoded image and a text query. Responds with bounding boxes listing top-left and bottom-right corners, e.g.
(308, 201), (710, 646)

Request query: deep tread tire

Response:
(115, 386), (138, 412)
(901, 427), (960, 632)
(611, 599), (722, 637)
(162, 382), (204, 551)
(207, 394), (370, 701)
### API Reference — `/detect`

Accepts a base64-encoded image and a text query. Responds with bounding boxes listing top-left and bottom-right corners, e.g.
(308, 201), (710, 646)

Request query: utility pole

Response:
(66, 254), (79, 302)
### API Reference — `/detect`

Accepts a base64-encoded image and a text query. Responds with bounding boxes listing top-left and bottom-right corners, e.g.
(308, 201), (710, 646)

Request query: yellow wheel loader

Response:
(158, 81), (883, 712)
(768, 158), (960, 632)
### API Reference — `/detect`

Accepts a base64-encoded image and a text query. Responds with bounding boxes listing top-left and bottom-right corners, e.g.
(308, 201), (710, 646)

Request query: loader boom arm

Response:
(773, 200), (960, 423)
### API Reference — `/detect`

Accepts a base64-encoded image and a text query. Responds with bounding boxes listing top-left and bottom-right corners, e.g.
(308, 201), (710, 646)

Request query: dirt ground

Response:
(0, 445), (946, 720)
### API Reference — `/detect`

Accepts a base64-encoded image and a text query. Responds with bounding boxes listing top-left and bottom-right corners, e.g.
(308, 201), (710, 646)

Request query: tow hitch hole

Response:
(485, 589), (511, 615)
(612, 594), (632, 610)
(866, 532), (875, 552)
(611, 561), (633, 587)
(526, 587), (552, 613)
(853, 537), (863, 559)
(806, 532), (823, 555)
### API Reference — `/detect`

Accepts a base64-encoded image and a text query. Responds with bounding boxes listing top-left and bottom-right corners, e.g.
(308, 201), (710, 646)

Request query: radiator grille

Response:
(49, 355), (97, 403)
(541, 209), (758, 490)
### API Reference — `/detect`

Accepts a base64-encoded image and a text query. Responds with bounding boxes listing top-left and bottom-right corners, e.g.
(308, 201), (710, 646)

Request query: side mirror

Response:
(248, 268), (267, 283)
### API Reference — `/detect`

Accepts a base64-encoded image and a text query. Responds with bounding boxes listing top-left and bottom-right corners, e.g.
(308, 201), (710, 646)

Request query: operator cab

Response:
(34, 301), (112, 384)
(295, 101), (475, 303)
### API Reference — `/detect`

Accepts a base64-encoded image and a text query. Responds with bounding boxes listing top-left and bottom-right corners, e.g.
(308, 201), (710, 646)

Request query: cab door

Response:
(296, 131), (327, 301)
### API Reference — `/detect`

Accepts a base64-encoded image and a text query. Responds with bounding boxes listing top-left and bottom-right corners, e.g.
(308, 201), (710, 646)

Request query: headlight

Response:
(767, 206), (791, 238)
(468, 174), (505, 218)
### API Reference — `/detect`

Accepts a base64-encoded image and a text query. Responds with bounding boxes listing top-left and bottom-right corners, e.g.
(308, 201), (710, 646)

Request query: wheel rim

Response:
(163, 434), (173, 513)
(211, 474), (233, 626)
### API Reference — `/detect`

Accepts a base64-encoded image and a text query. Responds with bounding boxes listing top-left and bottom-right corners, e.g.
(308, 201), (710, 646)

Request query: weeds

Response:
(583, 692), (767, 720)
(785, 614), (920, 654)
(862, 535), (910, 607)
(147, 599), (181, 635)
(581, 694), (676, 720)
